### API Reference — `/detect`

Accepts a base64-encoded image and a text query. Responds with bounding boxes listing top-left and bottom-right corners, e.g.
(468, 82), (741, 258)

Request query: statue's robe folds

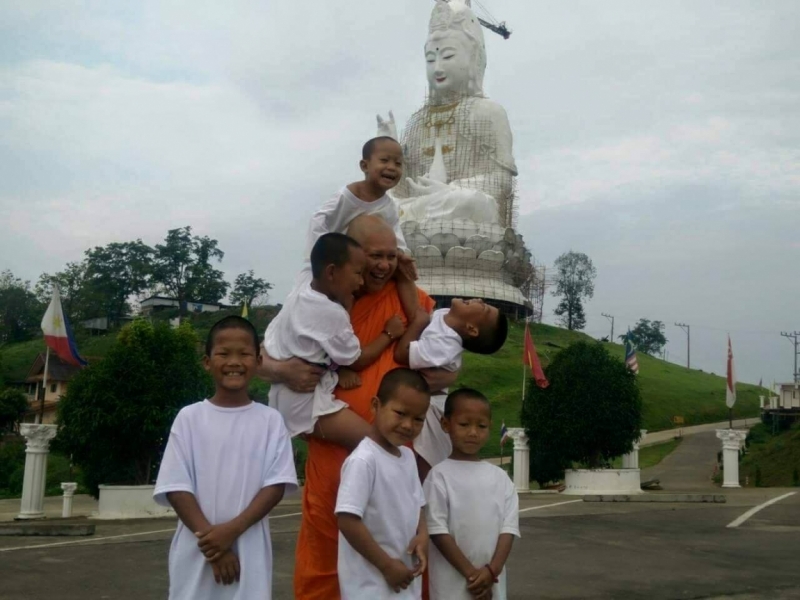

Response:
(293, 281), (435, 600)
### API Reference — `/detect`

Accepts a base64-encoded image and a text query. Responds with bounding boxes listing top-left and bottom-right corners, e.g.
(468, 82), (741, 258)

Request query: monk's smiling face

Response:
(361, 228), (398, 294)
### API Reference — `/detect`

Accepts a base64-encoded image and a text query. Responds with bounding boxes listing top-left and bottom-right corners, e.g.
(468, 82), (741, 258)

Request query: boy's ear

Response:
(371, 396), (380, 415)
(464, 322), (480, 338)
(440, 416), (451, 434)
(324, 262), (337, 280)
(202, 355), (211, 371)
(359, 158), (369, 174)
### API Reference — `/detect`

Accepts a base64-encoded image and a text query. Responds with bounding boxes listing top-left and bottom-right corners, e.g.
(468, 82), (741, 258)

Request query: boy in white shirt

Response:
(394, 299), (509, 477)
(154, 316), (298, 600)
(336, 368), (431, 599)
(265, 232), (406, 449)
(424, 388), (520, 600)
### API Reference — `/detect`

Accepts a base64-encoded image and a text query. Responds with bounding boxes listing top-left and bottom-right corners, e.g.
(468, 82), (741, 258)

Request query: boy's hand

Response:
(197, 522), (241, 562)
(211, 550), (240, 585)
(467, 566), (494, 595)
(397, 253), (418, 281)
(379, 558), (415, 592)
(384, 315), (406, 340)
(407, 533), (428, 577)
(337, 367), (362, 390)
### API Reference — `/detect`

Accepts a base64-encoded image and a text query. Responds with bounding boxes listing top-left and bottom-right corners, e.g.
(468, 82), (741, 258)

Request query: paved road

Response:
(642, 430), (726, 490)
(3, 491), (799, 600)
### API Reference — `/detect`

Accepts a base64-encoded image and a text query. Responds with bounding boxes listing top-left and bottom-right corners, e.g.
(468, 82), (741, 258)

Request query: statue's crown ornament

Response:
(429, 0), (482, 42)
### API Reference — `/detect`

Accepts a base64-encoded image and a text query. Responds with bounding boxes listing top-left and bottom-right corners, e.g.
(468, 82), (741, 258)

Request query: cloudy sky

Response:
(1, 0), (798, 387)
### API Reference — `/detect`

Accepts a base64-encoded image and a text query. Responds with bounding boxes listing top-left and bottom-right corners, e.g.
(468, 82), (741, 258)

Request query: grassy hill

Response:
(741, 422), (800, 487)
(1, 315), (762, 459)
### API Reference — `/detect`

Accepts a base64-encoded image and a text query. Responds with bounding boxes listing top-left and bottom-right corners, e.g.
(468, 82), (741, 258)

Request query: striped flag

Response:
(41, 285), (86, 367)
(524, 322), (550, 388)
(624, 330), (639, 374)
(726, 335), (736, 408)
(500, 421), (509, 446)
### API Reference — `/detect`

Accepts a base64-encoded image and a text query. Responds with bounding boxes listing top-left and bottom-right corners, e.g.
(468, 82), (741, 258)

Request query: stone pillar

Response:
(622, 429), (647, 469)
(716, 429), (747, 488)
(16, 424), (57, 520)
(759, 395), (765, 409)
(507, 428), (530, 493)
(61, 482), (78, 518)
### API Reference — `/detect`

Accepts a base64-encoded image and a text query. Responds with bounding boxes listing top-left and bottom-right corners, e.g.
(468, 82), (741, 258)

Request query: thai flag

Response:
(41, 286), (87, 367)
(624, 330), (639, 374)
(500, 421), (509, 446)
(726, 335), (736, 409)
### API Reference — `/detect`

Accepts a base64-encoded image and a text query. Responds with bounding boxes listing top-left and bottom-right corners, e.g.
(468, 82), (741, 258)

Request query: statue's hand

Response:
(376, 110), (398, 140)
(407, 175), (449, 196)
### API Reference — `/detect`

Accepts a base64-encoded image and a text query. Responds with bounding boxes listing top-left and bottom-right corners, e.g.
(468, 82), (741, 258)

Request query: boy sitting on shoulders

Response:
(424, 388), (520, 600)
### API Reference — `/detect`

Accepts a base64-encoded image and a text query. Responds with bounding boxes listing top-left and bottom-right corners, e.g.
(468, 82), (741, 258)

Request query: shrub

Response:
(521, 341), (643, 482)
(56, 320), (212, 497)
(0, 388), (28, 433)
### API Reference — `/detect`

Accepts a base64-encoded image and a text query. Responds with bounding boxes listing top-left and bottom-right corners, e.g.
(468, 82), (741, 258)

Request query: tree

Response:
(151, 227), (229, 313)
(56, 319), (212, 496)
(35, 261), (100, 324)
(551, 251), (596, 331)
(230, 271), (273, 308)
(620, 319), (667, 356)
(521, 341), (642, 483)
(84, 241), (153, 322)
(0, 388), (28, 433)
(0, 270), (42, 344)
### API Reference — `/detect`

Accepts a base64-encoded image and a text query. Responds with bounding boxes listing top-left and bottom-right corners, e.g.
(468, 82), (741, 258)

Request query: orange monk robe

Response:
(293, 281), (434, 600)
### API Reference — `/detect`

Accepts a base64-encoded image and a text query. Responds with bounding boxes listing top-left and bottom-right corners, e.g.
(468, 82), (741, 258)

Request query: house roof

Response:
(25, 353), (82, 383)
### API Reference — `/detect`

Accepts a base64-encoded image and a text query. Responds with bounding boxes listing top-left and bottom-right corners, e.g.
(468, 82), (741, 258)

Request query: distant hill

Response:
(1, 314), (762, 459)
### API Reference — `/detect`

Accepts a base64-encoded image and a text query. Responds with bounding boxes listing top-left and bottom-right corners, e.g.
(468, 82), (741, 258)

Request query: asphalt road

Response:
(2, 490), (799, 600)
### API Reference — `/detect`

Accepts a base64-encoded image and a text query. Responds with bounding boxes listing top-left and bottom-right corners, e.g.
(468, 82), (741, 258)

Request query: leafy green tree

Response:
(0, 388), (28, 433)
(0, 270), (42, 343)
(552, 251), (596, 331)
(151, 227), (229, 313)
(35, 261), (99, 324)
(56, 320), (212, 496)
(84, 241), (153, 322)
(619, 319), (667, 356)
(521, 341), (642, 482)
(230, 270), (273, 308)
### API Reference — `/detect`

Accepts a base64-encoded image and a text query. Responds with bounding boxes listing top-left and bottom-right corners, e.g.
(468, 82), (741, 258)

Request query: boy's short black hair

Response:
(362, 136), (400, 160)
(376, 368), (431, 405)
(205, 315), (260, 357)
(462, 310), (508, 355)
(444, 388), (491, 418)
(310, 233), (362, 279)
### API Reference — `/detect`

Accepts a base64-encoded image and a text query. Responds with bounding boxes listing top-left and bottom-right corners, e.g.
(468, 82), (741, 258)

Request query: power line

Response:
(780, 331), (800, 383)
(675, 323), (690, 369)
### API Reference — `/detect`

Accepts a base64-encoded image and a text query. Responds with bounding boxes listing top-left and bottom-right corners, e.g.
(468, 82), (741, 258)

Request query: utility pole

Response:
(675, 322), (690, 369)
(780, 331), (800, 383)
(602, 313), (614, 342)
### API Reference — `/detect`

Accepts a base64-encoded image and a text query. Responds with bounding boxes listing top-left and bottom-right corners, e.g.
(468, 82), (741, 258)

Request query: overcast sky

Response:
(1, 1), (798, 387)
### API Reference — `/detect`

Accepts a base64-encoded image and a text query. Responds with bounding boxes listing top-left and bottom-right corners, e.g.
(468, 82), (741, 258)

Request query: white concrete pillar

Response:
(759, 395), (765, 409)
(507, 428), (530, 493)
(715, 429), (747, 489)
(622, 429), (647, 469)
(61, 482), (78, 518)
(16, 424), (57, 520)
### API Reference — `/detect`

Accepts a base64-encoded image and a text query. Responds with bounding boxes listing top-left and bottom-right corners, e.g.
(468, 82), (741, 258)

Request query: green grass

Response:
(610, 438), (682, 470)
(741, 422), (800, 487)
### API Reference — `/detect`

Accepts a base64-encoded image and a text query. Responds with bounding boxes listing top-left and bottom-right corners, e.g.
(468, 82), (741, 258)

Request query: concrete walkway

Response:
(641, 418), (751, 447)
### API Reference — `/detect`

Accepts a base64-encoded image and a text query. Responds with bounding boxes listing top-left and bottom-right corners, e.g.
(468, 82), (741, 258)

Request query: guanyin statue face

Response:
(425, 30), (472, 99)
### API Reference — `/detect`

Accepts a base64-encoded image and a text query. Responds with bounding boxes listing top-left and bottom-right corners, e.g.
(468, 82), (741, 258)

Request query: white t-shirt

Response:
(409, 309), (462, 373)
(424, 459), (520, 600)
(306, 187), (408, 257)
(336, 437), (426, 600)
(264, 282), (361, 436)
(153, 401), (298, 600)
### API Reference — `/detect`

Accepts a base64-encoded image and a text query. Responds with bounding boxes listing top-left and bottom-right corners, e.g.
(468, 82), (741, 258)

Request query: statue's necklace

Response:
(423, 101), (460, 136)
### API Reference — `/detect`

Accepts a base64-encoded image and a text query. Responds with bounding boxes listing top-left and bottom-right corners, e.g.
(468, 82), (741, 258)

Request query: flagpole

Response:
(39, 346), (50, 424)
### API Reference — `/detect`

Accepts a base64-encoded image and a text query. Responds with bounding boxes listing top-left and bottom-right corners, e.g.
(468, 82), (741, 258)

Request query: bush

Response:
(0, 388), (28, 433)
(521, 341), (643, 483)
(56, 320), (212, 497)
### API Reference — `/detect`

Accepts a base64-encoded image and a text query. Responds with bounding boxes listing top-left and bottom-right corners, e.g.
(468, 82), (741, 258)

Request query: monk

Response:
(260, 215), (456, 600)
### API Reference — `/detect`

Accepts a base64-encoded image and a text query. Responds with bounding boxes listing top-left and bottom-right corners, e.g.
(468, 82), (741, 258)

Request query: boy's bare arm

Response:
(258, 345), (324, 393)
(314, 408), (373, 451)
(466, 533), (515, 595)
(408, 509), (429, 577)
(430, 533), (478, 579)
(197, 484), (287, 561)
(167, 491), (213, 536)
(420, 367), (459, 393)
(338, 513), (416, 592)
(394, 310), (430, 366)
(349, 316), (406, 371)
(395, 262), (419, 321)
(488, 533), (515, 579)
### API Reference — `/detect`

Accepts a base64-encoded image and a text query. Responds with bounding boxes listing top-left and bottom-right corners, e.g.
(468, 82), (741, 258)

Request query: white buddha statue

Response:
(377, 0), (532, 310)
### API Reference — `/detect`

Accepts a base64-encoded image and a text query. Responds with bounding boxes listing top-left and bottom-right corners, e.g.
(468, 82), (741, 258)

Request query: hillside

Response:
(741, 422), (800, 487)
(1, 314), (762, 459)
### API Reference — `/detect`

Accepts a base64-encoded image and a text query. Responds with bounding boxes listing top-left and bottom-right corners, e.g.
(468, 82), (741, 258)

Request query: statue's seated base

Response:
(417, 268), (532, 315)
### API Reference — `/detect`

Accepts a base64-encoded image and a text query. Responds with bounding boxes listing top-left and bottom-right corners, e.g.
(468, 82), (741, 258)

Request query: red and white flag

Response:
(725, 335), (736, 409)
(41, 286), (86, 367)
(524, 322), (549, 389)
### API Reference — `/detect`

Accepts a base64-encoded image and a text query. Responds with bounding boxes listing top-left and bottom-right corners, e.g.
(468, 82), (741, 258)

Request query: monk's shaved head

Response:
(347, 214), (394, 245)
(347, 215), (399, 294)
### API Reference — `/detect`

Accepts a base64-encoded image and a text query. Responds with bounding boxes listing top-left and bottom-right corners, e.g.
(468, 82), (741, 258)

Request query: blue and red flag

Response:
(500, 421), (509, 447)
(41, 286), (87, 367)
